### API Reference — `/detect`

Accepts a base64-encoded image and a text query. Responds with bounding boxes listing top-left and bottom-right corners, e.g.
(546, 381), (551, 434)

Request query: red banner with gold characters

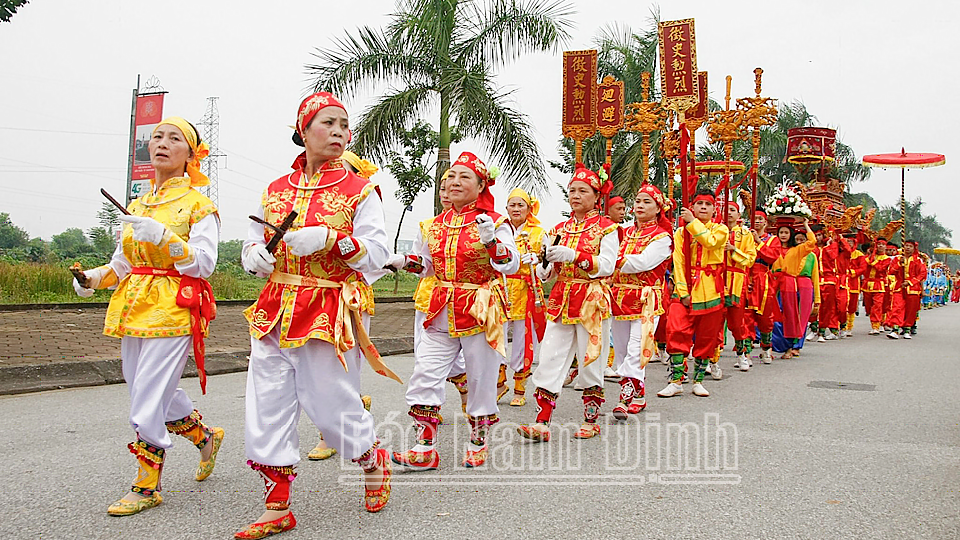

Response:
(596, 75), (624, 138)
(686, 71), (708, 122)
(658, 19), (698, 111)
(561, 49), (598, 140)
(129, 93), (165, 200)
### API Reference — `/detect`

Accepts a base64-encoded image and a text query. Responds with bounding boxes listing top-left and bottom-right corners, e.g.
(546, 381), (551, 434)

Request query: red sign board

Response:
(658, 19), (698, 109)
(686, 71), (708, 121)
(129, 93), (165, 199)
(596, 77), (624, 138)
(561, 50), (598, 140)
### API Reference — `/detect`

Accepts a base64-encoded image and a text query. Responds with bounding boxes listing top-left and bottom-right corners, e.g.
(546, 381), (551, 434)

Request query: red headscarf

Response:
(569, 164), (613, 208)
(291, 91), (349, 170)
(453, 151), (497, 212)
(636, 182), (673, 232)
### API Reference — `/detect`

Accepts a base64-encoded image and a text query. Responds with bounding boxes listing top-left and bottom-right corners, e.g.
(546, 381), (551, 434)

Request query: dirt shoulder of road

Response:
(0, 302), (416, 395)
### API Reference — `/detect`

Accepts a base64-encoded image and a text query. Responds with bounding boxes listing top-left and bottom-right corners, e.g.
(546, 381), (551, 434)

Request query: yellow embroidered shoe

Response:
(196, 427), (224, 481)
(362, 395), (372, 411)
(107, 493), (163, 516)
(307, 444), (337, 461)
(234, 512), (297, 539)
(509, 396), (526, 407)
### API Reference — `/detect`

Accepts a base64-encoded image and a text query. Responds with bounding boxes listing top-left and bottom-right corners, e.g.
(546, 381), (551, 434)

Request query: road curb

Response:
(0, 337), (414, 396)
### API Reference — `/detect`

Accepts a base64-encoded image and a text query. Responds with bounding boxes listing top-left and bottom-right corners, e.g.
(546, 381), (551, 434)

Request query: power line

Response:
(0, 126), (126, 136)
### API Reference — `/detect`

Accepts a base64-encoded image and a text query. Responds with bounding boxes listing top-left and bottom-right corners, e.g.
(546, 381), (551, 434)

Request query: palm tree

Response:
(876, 197), (952, 254)
(306, 0), (574, 211)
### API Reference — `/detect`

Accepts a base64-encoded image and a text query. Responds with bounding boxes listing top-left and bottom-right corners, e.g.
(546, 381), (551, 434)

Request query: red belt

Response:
(130, 266), (216, 394)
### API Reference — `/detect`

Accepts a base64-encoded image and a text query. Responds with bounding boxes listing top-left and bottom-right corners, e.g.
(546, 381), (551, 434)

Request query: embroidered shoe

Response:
(627, 398), (646, 414)
(391, 449), (440, 471)
(496, 384), (509, 403)
(364, 449), (392, 513)
(462, 447), (488, 468)
(573, 423), (601, 439)
(196, 427), (224, 481)
(509, 396), (526, 407)
(234, 512), (297, 539)
(612, 403), (629, 421)
(107, 492), (162, 516)
(307, 444), (337, 461)
(517, 424), (551, 442)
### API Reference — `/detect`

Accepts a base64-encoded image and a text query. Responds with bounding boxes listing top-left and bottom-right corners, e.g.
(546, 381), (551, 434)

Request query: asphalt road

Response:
(5, 307), (958, 539)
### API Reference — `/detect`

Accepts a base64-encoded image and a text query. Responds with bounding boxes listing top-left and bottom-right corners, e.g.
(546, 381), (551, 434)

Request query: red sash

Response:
(130, 267), (217, 394)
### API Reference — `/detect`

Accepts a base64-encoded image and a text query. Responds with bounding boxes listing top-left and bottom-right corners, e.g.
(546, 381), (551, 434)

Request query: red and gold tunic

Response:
(422, 203), (514, 354)
(242, 165), (402, 384)
(545, 210), (619, 324)
(610, 222), (671, 319)
(862, 252), (889, 293)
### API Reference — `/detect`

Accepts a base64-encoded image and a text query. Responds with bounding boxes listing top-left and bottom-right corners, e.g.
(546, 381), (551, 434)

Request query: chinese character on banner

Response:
(658, 19), (698, 112)
(562, 50), (598, 141)
(595, 75), (624, 138)
(130, 93), (165, 199)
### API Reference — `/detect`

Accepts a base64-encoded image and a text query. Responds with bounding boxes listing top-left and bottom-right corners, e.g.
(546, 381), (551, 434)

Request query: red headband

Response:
(692, 193), (716, 205)
(453, 151), (496, 212)
(726, 201), (740, 212)
(607, 196), (625, 206)
(569, 165), (613, 208)
(635, 183), (671, 231)
(296, 92), (346, 136)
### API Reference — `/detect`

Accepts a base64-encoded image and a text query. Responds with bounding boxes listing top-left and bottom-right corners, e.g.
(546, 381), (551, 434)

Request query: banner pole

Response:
(125, 74), (139, 206)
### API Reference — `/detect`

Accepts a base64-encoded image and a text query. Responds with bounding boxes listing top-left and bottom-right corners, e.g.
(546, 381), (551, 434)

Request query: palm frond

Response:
(350, 86), (436, 164)
(446, 66), (547, 195)
(455, 0), (574, 69)
(306, 26), (434, 96)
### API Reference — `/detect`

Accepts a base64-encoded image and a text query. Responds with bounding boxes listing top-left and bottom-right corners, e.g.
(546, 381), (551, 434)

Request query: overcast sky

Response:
(1, 0), (956, 247)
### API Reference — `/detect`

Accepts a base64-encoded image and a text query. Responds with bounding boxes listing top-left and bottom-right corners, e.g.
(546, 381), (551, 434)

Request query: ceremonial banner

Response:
(561, 50), (598, 141)
(129, 93), (165, 200)
(786, 127), (836, 164)
(658, 19), (698, 112)
(596, 75), (624, 138)
(686, 71), (708, 123)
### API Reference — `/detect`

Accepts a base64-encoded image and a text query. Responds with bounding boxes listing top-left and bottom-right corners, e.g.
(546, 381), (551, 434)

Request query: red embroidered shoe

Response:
(573, 423), (601, 439)
(462, 447), (487, 468)
(627, 398), (647, 414)
(517, 424), (551, 442)
(391, 448), (440, 471)
(364, 449), (392, 513)
(612, 404), (629, 421)
(234, 512), (297, 539)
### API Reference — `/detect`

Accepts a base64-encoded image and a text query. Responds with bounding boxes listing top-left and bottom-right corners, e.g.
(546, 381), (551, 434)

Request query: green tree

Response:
(0, 0), (29, 23)
(97, 202), (121, 236)
(0, 213), (29, 249)
(875, 197), (952, 254)
(218, 239), (244, 267)
(87, 227), (115, 256)
(306, 0), (574, 212)
(51, 228), (94, 260)
(386, 120), (443, 250)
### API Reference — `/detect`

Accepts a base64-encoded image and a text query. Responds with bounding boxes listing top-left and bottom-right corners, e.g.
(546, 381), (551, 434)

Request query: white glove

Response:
(72, 266), (108, 297)
(283, 226), (329, 257)
(73, 278), (95, 298)
(521, 252), (540, 266)
(386, 253), (406, 270)
(476, 214), (496, 244)
(536, 262), (553, 281)
(242, 243), (277, 276)
(546, 245), (576, 263)
(118, 215), (167, 245)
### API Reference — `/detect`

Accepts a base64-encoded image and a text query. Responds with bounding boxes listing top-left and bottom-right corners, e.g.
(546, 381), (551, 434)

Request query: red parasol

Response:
(862, 148), (946, 243)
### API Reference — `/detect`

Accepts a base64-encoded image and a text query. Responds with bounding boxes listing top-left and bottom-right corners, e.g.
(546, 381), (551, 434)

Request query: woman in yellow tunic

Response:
(497, 188), (546, 406)
(72, 117), (223, 516)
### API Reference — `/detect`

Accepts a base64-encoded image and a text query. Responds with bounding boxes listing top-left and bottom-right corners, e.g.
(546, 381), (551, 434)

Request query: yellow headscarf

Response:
(341, 150), (379, 179)
(506, 188), (540, 225)
(153, 117), (210, 187)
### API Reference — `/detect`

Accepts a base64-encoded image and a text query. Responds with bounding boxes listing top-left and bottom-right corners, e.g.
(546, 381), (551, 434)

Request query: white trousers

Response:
(405, 307), (503, 418)
(502, 319), (537, 372)
(612, 316), (658, 383)
(121, 336), (196, 450)
(531, 318), (610, 396)
(245, 325), (376, 466)
(415, 309), (466, 377)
